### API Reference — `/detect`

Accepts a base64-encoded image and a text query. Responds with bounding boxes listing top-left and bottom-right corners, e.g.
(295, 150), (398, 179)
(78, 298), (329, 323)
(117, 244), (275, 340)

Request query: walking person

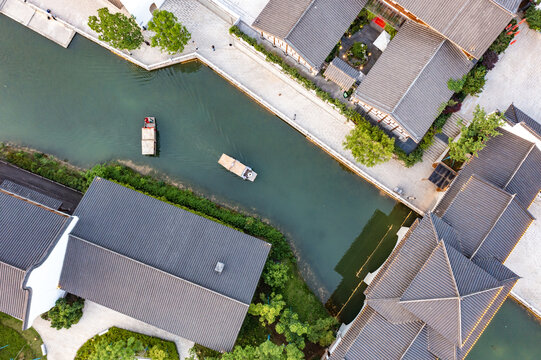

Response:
(211, 45), (215, 51)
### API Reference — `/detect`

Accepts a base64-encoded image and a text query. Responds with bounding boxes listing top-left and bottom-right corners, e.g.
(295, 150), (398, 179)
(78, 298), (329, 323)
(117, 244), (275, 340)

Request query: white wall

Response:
(121, 0), (166, 26)
(24, 216), (79, 329)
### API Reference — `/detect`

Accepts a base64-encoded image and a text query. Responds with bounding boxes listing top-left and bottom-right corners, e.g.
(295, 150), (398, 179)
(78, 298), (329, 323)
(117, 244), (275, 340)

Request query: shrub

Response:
(526, 5), (541, 31)
(211, 341), (304, 360)
(307, 317), (339, 347)
(263, 261), (290, 289)
(248, 293), (286, 326)
(44, 296), (84, 330)
(349, 42), (368, 63)
(275, 309), (310, 350)
(481, 50), (499, 70)
(449, 106), (504, 162)
(88, 8), (143, 51)
(447, 76), (466, 93)
(343, 114), (395, 167)
(147, 10), (191, 54)
(462, 65), (487, 96)
(489, 19), (517, 54)
(89, 337), (143, 360)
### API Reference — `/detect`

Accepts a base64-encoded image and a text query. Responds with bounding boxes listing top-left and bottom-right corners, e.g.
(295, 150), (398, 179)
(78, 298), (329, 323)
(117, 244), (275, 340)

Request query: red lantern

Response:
(506, 31), (513, 35)
(506, 23), (512, 30)
(510, 40), (517, 45)
(514, 30), (521, 36)
(518, 18), (526, 25)
(512, 24), (519, 30)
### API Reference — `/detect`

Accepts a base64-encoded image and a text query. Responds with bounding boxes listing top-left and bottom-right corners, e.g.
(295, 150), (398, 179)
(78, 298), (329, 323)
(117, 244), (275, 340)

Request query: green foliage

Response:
(349, 42), (368, 63)
(347, 9), (370, 35)
(275, 310), (310, 350)
(526, 6), (541, 31)
(0, 312), (45, 360)
(89, 337), (143, 360)
(147, 10), (191, 54)
(447, 76), (466, 93)
(462, 65), (487, 96)
(248, 293), (286, 326)
(88, 8), (143, 50)
(489, 19), (517, 54)
(307, 317), (339, 347)
(215, 341), (304, 360)
(76, 327), (179, 360)
(344, 114), (395, 167)
(45, 296), (84, 330)
(263, 261), (290, 289)
(449, 106), (504, 162)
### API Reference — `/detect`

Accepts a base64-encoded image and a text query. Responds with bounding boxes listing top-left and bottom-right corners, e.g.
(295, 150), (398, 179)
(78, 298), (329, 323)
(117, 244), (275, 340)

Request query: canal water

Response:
(1, 16), (539, 357)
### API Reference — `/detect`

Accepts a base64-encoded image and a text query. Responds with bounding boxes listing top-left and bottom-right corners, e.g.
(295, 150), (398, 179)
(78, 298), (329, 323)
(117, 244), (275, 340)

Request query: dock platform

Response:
(0, 0), (75, 48)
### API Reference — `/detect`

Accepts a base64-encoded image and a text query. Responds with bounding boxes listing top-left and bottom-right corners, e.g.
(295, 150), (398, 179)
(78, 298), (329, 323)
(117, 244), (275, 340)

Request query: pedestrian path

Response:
(0, 0), (74, 48)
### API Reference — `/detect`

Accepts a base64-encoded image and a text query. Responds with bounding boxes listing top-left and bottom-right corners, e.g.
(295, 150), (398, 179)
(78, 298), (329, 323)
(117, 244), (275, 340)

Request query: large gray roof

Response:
(60, 236), (250, 352)
(435, 128), (541, 215)
(393, 0), (515, 58)
(0, 190), (70, 270)
(252, 0), (367, 70)
(63, 178), (270, 351)
(354, 21), (472, 142)
(0, 180), (63, 209)
(323, 58), (359, 90)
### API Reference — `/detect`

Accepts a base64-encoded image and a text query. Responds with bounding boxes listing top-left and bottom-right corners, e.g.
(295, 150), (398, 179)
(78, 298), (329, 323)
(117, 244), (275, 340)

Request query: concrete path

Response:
(506, 197), (541, 318)
(33, 300), (194, 360)
(0, 0), (74, 48)
(459, 25), (541, 123)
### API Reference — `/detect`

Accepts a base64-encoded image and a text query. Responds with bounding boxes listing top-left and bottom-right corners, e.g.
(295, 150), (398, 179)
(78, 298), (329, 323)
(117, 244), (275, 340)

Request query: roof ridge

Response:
(285, 0), (316, 39)
(0, 188), (69, 218)
(67, 234), (250, 307)
(441, 240), (462, 343)
(400, 324), (426, 360)
(460, 285), (503, 299)
(401, 296), (458, 304)
(503, 143), (535, 189)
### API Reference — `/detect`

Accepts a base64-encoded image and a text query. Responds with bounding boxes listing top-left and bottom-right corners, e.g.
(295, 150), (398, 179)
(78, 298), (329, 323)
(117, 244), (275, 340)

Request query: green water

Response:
(1, 16), (540, 357)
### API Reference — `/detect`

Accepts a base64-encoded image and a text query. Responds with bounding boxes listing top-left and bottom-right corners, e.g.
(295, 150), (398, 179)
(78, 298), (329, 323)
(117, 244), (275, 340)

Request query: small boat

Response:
(142, 117), (156, 156)
(218, 154), (257, 181)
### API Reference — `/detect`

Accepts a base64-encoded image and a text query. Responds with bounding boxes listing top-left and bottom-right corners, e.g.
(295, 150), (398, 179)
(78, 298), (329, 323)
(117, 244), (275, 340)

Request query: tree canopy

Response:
(44, 297), (85, 330)
(88, 337), (143, 360)
(147, 10), (191, 54)
(343, 114), (395, 167)
(448, 106), (504, 162)
(88, 8), (143, 51)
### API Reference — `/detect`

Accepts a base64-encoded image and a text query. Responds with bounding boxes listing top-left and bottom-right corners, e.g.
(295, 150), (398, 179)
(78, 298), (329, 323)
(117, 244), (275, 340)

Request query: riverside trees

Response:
(88, 8), (143, 51)
(147, 10), (191, 54)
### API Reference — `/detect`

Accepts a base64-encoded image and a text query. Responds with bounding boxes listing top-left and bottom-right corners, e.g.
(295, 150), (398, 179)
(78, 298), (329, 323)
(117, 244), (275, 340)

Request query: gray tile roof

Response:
(0, 179), (63, 209)
(0, 190), (70, 270)
(252, 0), (312, 39)
(63, 177), (270, 351)
(60, 236), (250, 352)
(285, 0), (367, 69)
(504, 104), (541, 138)
(354, 21), (472, 142)
(0, 189), (70, 324)
(427, 326), (456, 360)
(441, 175), (534, 261)
(472, 257), (519, 283)
(402, 326), (435, 360)
(71, 178), (270, 305)
(394, 0), (515, 58)
(323, 58), (359, 90)
(435, 128), (541, 216)
(492, 0), (522, 13)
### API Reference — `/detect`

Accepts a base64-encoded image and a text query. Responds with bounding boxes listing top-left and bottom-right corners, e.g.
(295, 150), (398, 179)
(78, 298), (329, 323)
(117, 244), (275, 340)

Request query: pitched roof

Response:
(441, 176), (534, 260)
(60, 236), (250, 352)
(354, 21), (472, 142)
(252, 0), (312, 39)
(323, 57), (359, 90)
(0, 180), (63, 209)
(0, 190), (71, 322)
(492, 0), (522, 13)
(504, 104), (541, 138)
(62, 178), (270, 351)
(393, 0), (515, 58)
(435, 128), (541, 215)
(285, 0), (367, 69)
(252, 0), (367, 69)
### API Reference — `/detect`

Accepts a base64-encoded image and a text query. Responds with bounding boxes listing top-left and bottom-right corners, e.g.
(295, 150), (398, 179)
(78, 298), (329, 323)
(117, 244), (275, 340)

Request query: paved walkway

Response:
(33, 301), (194, 360)
(505, 197), (541, 318)
(459, 25), (541, 122)
(0, 0), (75, 47)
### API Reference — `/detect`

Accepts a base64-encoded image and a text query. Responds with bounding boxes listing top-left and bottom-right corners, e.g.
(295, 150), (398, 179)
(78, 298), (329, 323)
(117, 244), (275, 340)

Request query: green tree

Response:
(449, 106), (504, 162)
(263, 262), (290, 290)
(307, 317), (339, 346)
(248, 293), (286, 326)
(45, 297), (85, 329)
(349, 42), (367, 62)
(88, 8), (143, 51)
(218, 341), (304, 360)
(526, 5), (541, 31)
(89, 337), (143, 360)
(343, 114), (395, 167)
(275, 309), (310, 349)
(462, 65), (487, 96)
(148, 345), (168, 360)
(447, 77), (466, 93)
(147, 10), (191, 54)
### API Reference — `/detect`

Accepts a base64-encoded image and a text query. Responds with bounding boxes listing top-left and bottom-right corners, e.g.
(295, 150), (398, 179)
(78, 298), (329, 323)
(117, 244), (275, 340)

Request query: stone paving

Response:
(506, 197), (541, 318)
(33, 300), (194, 360)
(459, 25), (541, 123)
(0, 0), (75, 47)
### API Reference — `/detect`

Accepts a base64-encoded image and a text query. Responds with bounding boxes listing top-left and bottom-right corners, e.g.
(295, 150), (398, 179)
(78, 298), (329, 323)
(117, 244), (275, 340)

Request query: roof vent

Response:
(215, 262), (225, 274)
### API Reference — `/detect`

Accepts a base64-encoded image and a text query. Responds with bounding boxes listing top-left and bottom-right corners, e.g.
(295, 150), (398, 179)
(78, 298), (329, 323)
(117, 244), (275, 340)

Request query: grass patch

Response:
(75, 326), (179, 360)
(0, 312), (46, 360)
